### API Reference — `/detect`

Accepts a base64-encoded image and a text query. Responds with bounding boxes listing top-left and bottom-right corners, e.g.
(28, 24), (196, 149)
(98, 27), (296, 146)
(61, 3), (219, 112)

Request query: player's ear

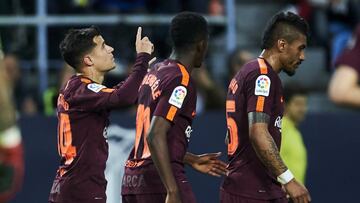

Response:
(277, 39), (286, 52)
(83, 55), (93, 66)
(196, 40), (206, 53)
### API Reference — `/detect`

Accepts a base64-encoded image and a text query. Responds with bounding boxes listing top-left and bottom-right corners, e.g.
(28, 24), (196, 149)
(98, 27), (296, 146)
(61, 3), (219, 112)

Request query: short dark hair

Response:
(283, 83), (308, 103)
(170, 12), (208, 51)
(261, 12), (309, 49)
(59, 26), (101, 69)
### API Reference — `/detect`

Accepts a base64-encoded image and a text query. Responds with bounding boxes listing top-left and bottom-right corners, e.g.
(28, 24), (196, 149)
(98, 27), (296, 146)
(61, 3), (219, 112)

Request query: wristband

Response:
(277, 169), (294, 185)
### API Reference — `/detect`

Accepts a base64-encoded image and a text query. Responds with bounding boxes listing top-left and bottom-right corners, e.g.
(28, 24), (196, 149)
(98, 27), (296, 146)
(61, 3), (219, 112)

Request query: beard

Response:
(194, 61), (203, 68)
(283, 68), (295, 76)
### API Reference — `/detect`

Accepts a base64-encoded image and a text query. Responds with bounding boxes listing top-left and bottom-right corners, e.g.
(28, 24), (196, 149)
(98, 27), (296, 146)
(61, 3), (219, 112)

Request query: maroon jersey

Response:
(221, 58), (285, 200)
(122, 59), (197, 195)
(335, 26), (360, 74)
(49, 53), (150, 203)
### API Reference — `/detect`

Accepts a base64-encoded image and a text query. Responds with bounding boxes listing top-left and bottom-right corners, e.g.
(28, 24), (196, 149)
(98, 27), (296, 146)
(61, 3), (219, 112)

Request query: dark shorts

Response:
(220, 189), (288, 203)
(49, 199), (105, 203)
(49, 177), (106, 203)
(122, 193), (166, 203)
(122, 182), (196, 203)
(122, 191), (196, 203)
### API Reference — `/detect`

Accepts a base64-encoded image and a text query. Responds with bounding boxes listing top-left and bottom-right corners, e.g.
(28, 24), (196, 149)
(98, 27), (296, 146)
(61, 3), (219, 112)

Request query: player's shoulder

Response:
(62, 75), (93, 92)
(240, 58), (277, 81)
(62, 75), (108, 100)
(243, 58), (268, 74)
(156, 60), (183, 75)
(156, 59), (191, 87)
(60, 75), (79, 94)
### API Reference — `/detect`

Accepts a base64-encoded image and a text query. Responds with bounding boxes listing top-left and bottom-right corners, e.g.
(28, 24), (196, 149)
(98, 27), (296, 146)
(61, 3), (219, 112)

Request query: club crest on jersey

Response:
(255, 75), (271, 96)
(87, 83), (106, 93)
(169, 86), (187, 108)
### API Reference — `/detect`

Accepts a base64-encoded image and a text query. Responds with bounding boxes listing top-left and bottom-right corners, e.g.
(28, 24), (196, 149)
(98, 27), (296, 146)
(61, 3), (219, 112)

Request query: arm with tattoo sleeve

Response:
(248, 112), (311, 203)
(248, 112), (287, 176)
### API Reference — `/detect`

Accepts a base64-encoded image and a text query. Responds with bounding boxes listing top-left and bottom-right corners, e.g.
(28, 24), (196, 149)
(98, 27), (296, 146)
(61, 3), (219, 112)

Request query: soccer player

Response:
(122, 12), (227, 203)
(49, 26), (154, 203)
(221, 12), (312, 203)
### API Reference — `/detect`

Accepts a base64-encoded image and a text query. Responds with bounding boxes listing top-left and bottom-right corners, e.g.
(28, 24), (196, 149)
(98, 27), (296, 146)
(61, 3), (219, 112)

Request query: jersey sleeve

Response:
(153, 76), (191, 123)
(70, 53), (151, 111)
(245, 69), (275, 116)
(335, 49), (360, 75)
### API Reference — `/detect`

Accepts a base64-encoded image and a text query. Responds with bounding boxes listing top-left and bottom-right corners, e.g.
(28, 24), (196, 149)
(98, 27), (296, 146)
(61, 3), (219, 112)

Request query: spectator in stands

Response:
(328, 25), (360, 107)
(3, 54), (38, 115)
(227, 48), (254, 82)
(192, 65), (226, 113)
(0, 45), (24, 203)
(93, 0), (146, 13)
(327, 0), (359, 65)
(280, 84), (308, 185)
(43, 63), (75, 116)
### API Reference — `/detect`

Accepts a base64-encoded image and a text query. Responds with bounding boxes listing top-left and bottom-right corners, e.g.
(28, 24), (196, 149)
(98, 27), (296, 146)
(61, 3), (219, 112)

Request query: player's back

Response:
(49, 75), (110, 202)
(222, 58), (285, 200)
(122, 59), (197, 195)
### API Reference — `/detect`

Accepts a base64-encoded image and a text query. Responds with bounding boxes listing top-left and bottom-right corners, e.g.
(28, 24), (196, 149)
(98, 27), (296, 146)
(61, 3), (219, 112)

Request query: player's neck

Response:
(259, 49), (282, 74)
(78, 67), (105, 84)
(169, 51), (193, 73)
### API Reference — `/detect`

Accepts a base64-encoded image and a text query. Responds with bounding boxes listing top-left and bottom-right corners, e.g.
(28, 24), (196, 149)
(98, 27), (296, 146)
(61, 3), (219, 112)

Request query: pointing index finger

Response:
(136, 27), (142, 42)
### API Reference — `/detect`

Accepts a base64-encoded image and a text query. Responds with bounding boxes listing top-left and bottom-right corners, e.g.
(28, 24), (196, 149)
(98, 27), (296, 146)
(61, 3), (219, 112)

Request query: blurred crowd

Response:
(0, 0), (360, 118)
(1, 1), (360, 202)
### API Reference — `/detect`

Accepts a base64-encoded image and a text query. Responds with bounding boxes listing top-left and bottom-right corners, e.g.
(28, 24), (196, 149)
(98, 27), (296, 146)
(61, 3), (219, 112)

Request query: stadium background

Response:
(1, 0), (360, 202)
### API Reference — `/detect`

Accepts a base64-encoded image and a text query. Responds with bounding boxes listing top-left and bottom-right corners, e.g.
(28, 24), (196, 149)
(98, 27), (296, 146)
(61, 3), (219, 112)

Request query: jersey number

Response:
(227, 117), (239, 155)
(226, 100), (239, 155)
(58, 113), (76, 165)
(134, 104), (151, 159)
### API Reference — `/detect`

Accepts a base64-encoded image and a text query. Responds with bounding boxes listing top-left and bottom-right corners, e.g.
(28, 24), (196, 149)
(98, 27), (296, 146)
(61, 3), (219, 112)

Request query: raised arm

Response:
(105, 26), (154, 105)
(71, 27), (154, 110)
(106, 52), (151, 105)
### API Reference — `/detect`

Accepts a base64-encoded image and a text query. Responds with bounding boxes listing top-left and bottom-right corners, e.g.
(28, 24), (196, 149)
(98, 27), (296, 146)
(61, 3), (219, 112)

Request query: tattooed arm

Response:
(248, 112), (287, 176)
(248, 112), (311, 203)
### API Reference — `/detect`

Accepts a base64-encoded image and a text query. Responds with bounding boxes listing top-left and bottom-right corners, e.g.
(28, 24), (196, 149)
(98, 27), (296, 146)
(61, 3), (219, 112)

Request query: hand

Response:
(191, 152), (228, 177)
(166, 190), (182, 203)
(284, 179), (311, 203)
(135, 27), (154, 55)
